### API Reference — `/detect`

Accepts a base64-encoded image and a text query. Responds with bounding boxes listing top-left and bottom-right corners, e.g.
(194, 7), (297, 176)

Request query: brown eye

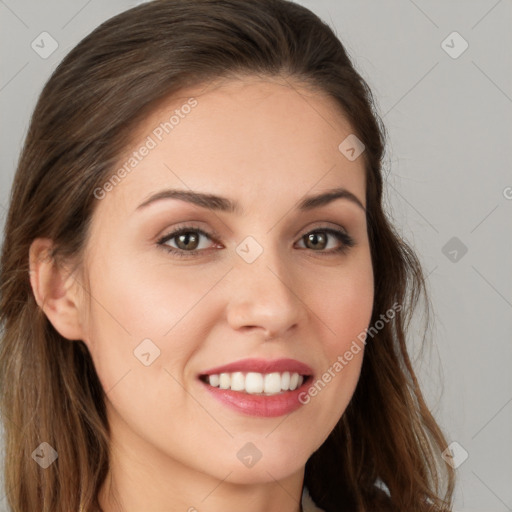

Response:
(174, 231), (201, 251)
(297, 229), (354, 254)
(158, 225), (354, 259)
(158, 226), (217, 257)
(303, 232), (328, 250)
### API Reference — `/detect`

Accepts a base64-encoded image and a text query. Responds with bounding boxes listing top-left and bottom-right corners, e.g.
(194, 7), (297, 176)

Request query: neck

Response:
(98, 421), (305, 512)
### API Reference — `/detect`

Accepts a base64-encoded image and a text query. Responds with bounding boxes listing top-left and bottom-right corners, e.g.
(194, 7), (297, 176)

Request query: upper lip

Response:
(199, 358), (313, 376)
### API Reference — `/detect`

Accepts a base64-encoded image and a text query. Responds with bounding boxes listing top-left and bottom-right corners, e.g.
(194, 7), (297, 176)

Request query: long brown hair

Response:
(0, 0), (455, 510)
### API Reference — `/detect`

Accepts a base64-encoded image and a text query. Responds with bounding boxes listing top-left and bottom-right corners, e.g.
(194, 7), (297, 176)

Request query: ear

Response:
(29, 238), (87, 341)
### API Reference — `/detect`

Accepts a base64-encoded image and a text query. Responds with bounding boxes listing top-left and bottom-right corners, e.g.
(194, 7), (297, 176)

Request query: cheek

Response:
(297, 253), (373, 433)
(327, 276), (374, 354)
(311, 251), (374, 354)
(83, 247), (226, 394)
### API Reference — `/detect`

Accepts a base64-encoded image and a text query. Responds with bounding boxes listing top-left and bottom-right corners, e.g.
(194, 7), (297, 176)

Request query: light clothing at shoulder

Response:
(301, 486), (325, 512)
(302, 479), (392, 511)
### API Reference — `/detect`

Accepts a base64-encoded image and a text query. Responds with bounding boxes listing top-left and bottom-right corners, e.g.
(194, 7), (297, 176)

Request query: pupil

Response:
(308, 232), (325, 249)
(179, 232), (198, 250)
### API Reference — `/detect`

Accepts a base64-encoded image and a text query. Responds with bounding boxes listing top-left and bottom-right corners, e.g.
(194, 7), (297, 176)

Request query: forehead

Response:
(98, 75), (367, 218)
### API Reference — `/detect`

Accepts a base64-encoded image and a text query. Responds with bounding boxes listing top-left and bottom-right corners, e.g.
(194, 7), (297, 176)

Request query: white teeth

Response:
(245, 372), (264, 394)
(219, 373), (230, 389)
(230, 371), (245, 391)
(263, 372), (281, 394)
(281, 371), (290, 391)
(209, 374), (220, 387)
(205, 371), (306, 395)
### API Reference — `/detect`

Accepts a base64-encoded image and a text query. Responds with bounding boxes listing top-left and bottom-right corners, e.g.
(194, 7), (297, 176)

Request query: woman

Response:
(0, 0), (455, 510)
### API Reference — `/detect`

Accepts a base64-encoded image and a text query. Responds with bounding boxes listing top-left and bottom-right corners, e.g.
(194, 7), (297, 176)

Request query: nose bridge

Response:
(226, 233), (305, 337)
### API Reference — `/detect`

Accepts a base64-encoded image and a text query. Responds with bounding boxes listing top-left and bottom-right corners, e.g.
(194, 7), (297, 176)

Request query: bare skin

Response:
(29, 75), (374, 512)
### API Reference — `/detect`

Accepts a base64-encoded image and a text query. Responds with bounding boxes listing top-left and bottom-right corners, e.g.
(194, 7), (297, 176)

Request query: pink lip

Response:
(199, 357), (313, 376)
(198, 358), (313, 418)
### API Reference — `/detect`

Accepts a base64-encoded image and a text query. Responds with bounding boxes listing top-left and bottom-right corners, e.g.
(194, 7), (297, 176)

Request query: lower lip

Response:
(200, 378), (311, 418)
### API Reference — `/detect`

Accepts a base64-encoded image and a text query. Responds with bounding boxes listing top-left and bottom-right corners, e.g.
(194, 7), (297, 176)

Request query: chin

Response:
(210, 443), (310, 485)
(221, 460), (305, 485)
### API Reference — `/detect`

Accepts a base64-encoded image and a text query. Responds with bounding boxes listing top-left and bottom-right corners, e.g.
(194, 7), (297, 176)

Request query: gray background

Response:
(1, 1), (511, 511)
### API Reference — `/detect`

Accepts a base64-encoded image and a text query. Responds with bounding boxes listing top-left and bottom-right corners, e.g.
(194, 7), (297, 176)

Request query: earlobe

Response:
(29, 238), (86, 341)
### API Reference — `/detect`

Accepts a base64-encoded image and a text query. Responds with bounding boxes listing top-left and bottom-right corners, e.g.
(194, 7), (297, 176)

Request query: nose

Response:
(225, 244), (308, 342)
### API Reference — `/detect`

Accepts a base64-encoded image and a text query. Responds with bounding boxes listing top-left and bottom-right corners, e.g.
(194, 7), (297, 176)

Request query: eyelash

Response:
(157, 223), (355, 259)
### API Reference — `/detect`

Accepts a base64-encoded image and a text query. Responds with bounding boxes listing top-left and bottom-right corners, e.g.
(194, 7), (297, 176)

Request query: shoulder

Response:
(301, 480), (394, 512)
(301, 486), (325, 512)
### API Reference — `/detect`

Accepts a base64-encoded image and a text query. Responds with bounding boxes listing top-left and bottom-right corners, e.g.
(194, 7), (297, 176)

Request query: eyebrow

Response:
(136, 186), (365, 214)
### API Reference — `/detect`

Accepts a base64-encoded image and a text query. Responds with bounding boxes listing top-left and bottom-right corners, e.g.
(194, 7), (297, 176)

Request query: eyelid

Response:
(156, 221), (355, 258)
(157, 222), (221, 245)
(294, 220), (351, 238)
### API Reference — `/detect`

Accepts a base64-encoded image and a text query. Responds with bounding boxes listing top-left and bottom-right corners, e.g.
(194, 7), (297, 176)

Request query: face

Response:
(79, 76), (374, 486)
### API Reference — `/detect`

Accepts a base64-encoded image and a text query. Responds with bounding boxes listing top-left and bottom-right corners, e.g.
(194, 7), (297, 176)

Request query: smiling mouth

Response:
(199, 371), (311, 395)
